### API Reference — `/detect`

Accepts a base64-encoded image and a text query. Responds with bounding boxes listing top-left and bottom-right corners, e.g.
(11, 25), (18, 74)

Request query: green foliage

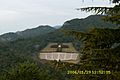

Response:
(79, 0), (120, 24)
(64, 0), (120, 79)
(0, 6), (119, 80)
(0, 25), (55, 42)
(1, 62), (52, 80)
(65, 28), (120, 80)
(62, 15), (117, 32)
(112, 0), (120, 3)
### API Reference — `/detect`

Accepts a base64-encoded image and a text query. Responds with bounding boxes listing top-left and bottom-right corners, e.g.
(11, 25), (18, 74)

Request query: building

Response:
(39, 43), (79, 63)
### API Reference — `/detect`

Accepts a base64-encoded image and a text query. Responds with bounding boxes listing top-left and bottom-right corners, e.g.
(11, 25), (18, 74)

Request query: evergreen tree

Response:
(65, 0), (120, 79)
(1, 62), (52, 80)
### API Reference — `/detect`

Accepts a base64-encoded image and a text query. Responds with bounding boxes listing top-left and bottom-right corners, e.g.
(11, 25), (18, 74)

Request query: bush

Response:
(1, 61), (52, 80)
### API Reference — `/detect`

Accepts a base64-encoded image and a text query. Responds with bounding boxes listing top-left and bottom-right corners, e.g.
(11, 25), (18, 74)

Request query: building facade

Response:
(39, 43), (79, 63)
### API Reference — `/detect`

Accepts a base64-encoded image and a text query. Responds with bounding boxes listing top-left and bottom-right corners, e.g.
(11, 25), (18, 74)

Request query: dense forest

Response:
(0, 2), (120, 79)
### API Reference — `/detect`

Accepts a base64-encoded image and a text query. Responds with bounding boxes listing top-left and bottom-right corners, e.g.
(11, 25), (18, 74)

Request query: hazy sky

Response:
(0, 0), (114, 34)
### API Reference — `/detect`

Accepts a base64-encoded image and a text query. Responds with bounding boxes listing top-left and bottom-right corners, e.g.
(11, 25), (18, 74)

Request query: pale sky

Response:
(0, 0), (114, 35)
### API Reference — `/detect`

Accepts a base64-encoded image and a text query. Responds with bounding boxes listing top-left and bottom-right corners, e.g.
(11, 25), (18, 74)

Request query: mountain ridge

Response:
(0, 15), (118, 76)
(0, 25), (56, 42)
(0, 15), (117, 42)
(62, 15), (117, 31)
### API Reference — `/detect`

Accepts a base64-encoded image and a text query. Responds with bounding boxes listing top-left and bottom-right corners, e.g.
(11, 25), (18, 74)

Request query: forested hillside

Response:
(0, 25), (55, 42)
(62, 15), (117, 31)
(0, 15), (118, 80)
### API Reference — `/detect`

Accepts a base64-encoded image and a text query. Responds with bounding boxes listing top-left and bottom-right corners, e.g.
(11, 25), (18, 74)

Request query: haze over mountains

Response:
(62, 15), (116, 31)
(0, 26), (55, 41)
(0, 15), (118, 78)
(0, 15), (117, 42)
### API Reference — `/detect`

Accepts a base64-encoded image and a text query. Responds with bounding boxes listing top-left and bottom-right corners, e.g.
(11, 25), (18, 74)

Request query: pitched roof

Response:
(41, 43), (78, 53)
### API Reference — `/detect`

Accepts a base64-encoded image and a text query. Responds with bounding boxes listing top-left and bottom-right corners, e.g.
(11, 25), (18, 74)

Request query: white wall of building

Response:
(39, 52), (79, 61)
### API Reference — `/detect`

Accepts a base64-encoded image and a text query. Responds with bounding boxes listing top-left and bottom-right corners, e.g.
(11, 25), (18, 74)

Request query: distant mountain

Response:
(53, 25), (62, 29)
(0, 25), (55, 42)
(0, 32), (21, 42)
(0, 15), (118, 42)
(16, 25), (55, 38)
(0, 15), (119, 76)
(61, 15), (117, 31)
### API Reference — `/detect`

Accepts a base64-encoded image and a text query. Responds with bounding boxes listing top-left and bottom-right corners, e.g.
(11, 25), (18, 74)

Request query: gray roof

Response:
(41, 43), (78, 53)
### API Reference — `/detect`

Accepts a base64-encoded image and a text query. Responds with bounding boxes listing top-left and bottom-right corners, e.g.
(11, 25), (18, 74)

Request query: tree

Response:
(64, 0), (120, 79)
(1, 62), (52, 80)
(80, 0), (120, 24)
